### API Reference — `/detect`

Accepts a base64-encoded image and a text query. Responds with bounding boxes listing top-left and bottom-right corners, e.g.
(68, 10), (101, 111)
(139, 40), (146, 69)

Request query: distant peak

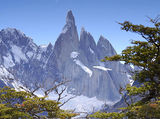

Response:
(4, 27), (16, 31)
(46, 42), (54, 50)
(80, 27), (95, 46)
(1, 28), (25, 37)
(67, 10), (73, 15)
(48, 42), (52, 46)
(61, 10), (77, 34)
(80, 27), (86, 36)
(1, 28), (16, 33)
(99, 35), (106, 40)
(66, 10), (75, 25)
(81, 27), (85, 32)
(48, 42), (53, 48)
(80, 27), (90, 35)
(99, 35), (109, 43)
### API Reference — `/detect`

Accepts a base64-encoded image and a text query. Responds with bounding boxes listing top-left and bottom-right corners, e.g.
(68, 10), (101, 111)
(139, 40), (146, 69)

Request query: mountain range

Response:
(0, 10), (132, 102)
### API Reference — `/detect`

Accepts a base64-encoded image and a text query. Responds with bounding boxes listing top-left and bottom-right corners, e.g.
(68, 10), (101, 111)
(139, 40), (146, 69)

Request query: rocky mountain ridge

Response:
(0, 10), (131, 102)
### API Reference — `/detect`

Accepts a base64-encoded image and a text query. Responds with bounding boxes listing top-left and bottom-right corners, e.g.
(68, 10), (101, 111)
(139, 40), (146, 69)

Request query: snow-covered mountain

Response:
(0, 10), (131, 104)
(0, 65), (25, 90)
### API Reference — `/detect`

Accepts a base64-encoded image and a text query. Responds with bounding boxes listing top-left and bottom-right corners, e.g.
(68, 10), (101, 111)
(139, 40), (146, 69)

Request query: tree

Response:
(90, 16), (160, 119)
(0, 86), (78, 119)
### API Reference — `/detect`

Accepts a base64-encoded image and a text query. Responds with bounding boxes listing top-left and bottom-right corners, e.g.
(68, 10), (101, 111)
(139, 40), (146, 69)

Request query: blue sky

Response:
(0, 0), (160, 53)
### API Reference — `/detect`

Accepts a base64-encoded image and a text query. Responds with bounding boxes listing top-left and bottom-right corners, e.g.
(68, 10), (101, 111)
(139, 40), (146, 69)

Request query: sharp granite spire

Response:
(62, 10), (77, 34)
(66, 10), (75, 25)
(97, 35), (117, 59)
(53, 10), (79, 71)
(0, 11), (131, 104)
(79, 27), (98, 65)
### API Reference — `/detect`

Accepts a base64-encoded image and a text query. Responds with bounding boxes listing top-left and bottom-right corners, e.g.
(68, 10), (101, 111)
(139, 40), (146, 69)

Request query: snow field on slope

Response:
(70, 51), (79, 59)
(70, 51), (92, 77)
(93, 66), (112, 71)
(11, 45), (27, 63)
(74, 59), (92, 77)
(34, 86), (114, 118)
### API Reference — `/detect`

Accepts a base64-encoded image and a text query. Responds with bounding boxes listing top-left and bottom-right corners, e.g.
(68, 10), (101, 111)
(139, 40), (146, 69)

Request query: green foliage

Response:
(0, 86), (78, 119)
(90, 16), (160, 119)
(0, 104), (31, 119)
(89, 112), (125, 119)
(124, 100), (160, 119)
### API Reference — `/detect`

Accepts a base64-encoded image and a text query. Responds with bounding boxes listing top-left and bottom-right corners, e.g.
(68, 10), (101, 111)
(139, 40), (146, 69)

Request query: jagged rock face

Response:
(0, 28), (58, 89)
(0, 28), (29, 47)
(79, 28), (98, 65)
(0, 28), (37, 67)
(53, 10), (79, 72)
(0, 65), (14, 88)
(0, 28), (38, 87)
(96, 36), (130, 90)
(0, 11), (131, 101)
(97, 36), (116, 59)
(0, 65), (20, 89)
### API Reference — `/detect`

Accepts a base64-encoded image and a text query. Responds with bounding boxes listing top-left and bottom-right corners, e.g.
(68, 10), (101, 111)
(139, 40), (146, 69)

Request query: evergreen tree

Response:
(0, 86), (77, 119)
(90, 16), (160, 119)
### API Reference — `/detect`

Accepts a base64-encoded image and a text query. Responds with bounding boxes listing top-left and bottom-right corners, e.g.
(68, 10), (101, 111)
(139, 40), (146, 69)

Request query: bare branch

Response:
(54, 86), (67, 102)
(59, 95), (76, 108)
(44, 79), (71, 97)
(19, 86), (37, 97)
(119, 86), (130, 106)
(147, 15), (160, 24)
